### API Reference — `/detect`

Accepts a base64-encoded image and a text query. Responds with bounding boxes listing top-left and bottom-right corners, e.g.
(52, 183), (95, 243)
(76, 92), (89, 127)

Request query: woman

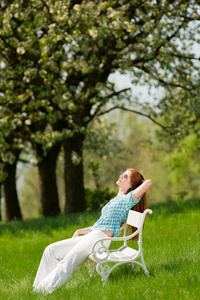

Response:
(33, 169), (152, 293)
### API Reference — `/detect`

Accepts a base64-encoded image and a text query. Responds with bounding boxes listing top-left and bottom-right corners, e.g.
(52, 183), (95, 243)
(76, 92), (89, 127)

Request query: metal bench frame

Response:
(85, 209), (152, 285)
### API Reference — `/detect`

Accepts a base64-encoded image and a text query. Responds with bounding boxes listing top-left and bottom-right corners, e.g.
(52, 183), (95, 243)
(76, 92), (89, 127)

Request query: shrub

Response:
(85, 188), (116, 211)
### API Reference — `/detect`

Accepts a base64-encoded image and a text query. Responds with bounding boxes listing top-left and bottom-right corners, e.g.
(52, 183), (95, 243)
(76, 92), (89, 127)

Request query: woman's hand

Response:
(72, 226), (92, 238)
(72, 230), (80, 238)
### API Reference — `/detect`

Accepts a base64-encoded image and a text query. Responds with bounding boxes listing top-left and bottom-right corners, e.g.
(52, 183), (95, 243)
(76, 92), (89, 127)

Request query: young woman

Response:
(33, 169), (152, 293)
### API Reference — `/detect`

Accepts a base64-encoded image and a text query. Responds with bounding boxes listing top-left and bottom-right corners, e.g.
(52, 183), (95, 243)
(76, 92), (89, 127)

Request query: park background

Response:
(0, 0), (200, 299)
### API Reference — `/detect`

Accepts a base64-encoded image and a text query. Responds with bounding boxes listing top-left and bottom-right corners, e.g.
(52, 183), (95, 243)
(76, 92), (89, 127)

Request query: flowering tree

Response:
(0, 0), (199, 219)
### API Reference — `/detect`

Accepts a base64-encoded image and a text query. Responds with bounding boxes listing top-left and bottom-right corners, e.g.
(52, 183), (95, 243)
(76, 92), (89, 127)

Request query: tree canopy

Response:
(0, 0), (200, 218)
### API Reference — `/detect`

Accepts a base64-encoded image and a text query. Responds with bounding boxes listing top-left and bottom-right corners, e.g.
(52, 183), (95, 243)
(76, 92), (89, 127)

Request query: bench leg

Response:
(85, 259), (97, 277)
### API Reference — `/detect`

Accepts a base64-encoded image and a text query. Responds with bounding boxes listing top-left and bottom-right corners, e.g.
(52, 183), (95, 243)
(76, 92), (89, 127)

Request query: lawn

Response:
(0, 199), (199, 300)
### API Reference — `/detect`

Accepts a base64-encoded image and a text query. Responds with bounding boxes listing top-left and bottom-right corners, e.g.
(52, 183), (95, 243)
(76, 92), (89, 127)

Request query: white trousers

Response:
(33, 230), (109, 293)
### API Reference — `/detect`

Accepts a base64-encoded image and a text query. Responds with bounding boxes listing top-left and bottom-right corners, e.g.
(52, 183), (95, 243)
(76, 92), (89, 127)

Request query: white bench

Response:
(85, 209), (152, 285)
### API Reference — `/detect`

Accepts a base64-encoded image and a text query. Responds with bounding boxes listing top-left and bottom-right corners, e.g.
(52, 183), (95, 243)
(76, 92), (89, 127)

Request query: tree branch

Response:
(41, 0), (54, 23)
(100, 87), (131, 99)
(137, 64), (193, 91)
(96, 105), (176, 134)
(69, 0), (83, 10)
(90, 87), (131, 119)
(170, 53), (200, 61)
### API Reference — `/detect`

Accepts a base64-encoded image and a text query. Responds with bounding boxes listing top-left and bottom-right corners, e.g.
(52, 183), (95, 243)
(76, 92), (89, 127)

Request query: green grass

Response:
(0, 199), (199, 300)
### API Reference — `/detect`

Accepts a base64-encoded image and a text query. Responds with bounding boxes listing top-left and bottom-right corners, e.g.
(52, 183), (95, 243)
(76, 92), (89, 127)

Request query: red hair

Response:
(126, 168), (148, 240)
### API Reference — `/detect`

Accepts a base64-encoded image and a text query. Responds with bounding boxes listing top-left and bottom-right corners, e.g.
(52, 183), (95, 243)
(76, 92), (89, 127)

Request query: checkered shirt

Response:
(91, 190), (142, 237)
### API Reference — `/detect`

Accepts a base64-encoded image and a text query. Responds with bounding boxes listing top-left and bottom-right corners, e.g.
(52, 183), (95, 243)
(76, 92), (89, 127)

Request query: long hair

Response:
(125, 168), (148, 240)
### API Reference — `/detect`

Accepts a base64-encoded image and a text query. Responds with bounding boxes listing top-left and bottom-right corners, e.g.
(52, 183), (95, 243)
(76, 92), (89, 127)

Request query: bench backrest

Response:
(126, 210), (143, 228)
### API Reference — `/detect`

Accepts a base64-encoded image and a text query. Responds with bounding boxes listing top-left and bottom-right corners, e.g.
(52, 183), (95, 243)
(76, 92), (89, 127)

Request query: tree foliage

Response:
(0, 0), (200, 218)
(166, 134), (200, 196)
(1, 0), (199, 156)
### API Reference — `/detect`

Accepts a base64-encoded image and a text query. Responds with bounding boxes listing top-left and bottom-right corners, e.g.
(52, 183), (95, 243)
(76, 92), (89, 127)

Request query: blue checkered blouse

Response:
(91, 190), (142, 237)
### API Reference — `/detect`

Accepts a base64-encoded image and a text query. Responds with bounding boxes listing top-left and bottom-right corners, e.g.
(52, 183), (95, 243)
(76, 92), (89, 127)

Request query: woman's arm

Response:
(132, 179), (152, 200)
(72, 226), (92, 238)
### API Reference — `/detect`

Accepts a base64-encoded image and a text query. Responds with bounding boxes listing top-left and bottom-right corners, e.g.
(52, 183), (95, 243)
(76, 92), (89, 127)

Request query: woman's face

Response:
(116, 170), (132, 190)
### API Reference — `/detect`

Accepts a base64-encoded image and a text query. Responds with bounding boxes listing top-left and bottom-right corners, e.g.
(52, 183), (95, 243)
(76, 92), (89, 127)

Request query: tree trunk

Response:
(4, 158), (22, 220)
(0, 183), (2, 221)
(64, 133), (86, 213)
(37, 143), (61, 217)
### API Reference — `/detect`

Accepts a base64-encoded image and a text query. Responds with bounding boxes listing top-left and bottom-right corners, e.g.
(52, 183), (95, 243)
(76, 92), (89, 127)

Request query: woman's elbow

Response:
(132, 179), (152, 200)
(145, 179), (152, 189)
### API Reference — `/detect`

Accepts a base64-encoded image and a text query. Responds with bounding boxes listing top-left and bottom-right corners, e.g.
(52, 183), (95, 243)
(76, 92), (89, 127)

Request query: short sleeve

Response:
(126, 190), (142, 207)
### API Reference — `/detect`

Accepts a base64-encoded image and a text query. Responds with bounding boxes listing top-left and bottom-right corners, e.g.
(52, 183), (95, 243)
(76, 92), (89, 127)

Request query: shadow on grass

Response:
(0, 198), (199, 236)
(105, 255), (196, 283)
(149, 198), (200, 218)
(97, 263), (146, 284)
(147, 255), (198, 278)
